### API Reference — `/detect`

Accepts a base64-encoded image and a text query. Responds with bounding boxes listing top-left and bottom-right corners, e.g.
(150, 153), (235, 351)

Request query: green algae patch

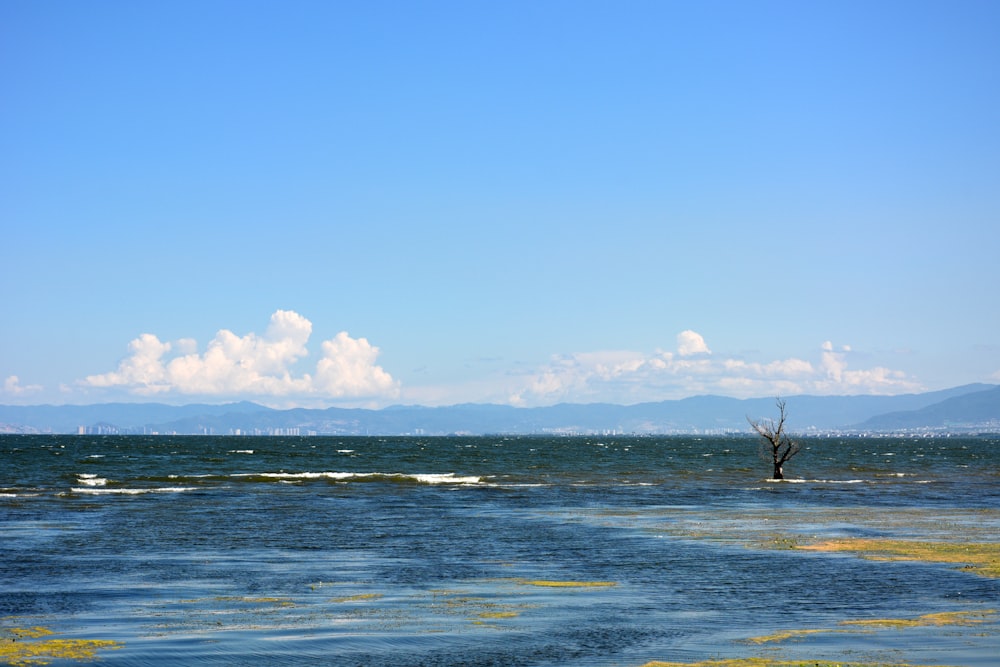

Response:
(425, 590), (531, 624)
(519, 579), (617, 588)
(638, 660), (958, 667)
(798, 539), (1000, 578)
(744, 628), (830, 644)
(212, 595), (294, 605)
(330, 593), (384, 603)
(0, 627), (121, 666)
(4, 627), (53, 640)
(476, 610), (519, 619)
(742, 609), (995, 647)
(839, 609), (996, 630)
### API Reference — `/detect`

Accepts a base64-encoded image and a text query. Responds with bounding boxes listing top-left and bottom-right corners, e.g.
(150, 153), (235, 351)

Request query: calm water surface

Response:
(2, 435), (998, 666)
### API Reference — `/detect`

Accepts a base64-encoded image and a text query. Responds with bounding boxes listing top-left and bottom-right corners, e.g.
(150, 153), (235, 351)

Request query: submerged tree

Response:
(747, 398), (801, 480)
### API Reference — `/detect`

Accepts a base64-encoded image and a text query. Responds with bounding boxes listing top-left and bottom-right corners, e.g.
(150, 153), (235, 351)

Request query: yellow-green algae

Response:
(476, 611), (519, 619)
(744, 609), (996, 645)
(329, 593), (384, 603)
(839, 609), (996, 629)
(4, 628), (52, 640)
(177, 595), (296, 607)
(744, 628), (831, 644)
(639, 660), (957, 667)
(0, 626), (121, 666)
(797, 539), (1000, 578)
(426, 590), (531, 624)
(621, 506), (1000, 550)
(212, 595), (295, 606)
(519, 579), (617, 588)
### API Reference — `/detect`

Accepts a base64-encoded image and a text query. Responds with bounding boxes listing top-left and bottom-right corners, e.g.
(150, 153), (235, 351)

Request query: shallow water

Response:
(2, 434), (998, 666)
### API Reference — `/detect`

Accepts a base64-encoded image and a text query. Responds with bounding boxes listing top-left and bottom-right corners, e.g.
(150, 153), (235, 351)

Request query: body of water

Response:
(2, 434), (998, 666)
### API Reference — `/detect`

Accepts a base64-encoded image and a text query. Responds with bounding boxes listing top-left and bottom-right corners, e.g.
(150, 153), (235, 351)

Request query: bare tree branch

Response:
(747, 398), (801, 480)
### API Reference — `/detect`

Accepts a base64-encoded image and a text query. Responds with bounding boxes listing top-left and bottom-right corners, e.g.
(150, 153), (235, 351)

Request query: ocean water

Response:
(2, 434), (998, 666)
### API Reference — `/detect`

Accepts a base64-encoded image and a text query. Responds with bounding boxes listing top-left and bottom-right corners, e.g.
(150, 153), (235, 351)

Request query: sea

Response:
(2, 434), (998, 667)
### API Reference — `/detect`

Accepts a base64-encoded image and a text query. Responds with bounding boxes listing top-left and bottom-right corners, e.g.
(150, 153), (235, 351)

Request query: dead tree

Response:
(747, 398), (801, 480)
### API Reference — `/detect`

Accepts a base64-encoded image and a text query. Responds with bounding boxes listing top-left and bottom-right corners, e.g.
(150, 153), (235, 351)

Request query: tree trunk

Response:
(773, 463), (783, 480)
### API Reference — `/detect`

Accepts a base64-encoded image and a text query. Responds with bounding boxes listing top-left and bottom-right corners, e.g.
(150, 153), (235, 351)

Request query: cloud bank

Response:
(505, 331), (920, 407)
(6, 317), (922, 408)
(81, 310), (398, 404)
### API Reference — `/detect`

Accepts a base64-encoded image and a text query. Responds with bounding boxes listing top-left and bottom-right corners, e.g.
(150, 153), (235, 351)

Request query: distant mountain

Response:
(855, 385), (1000, 431)
(1, 384), (997, 436)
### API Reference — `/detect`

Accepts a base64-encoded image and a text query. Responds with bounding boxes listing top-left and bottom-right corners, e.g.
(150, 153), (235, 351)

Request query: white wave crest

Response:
(70, 486), (198, 495)
(411, 473), (482, 485)
(236, 471), (483, 485)
(76, 474), (108, 487)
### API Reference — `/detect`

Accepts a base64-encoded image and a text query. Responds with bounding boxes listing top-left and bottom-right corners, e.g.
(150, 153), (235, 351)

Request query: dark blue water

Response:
(2, 435), (998, 666)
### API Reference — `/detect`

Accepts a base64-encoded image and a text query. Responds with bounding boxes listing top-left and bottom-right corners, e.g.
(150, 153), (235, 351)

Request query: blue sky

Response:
(3, 0), (998, 408)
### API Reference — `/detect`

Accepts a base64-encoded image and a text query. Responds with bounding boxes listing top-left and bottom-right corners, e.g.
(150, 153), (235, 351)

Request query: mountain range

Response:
(2, 384), (999, 436)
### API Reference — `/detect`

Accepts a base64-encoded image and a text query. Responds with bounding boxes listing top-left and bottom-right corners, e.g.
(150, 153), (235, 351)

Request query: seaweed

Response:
(0, 626), (121, 666)
(798, 539), (1000, 578)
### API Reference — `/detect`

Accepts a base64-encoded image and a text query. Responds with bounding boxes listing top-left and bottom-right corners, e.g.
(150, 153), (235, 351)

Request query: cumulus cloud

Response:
(74, 318), (923, 408)
(314, 332), (397, 397)
(508, 331), (920, 406)
(82, 310), (399, 402)
(85, 333), (174, 393)
(677, 330), (711, 356)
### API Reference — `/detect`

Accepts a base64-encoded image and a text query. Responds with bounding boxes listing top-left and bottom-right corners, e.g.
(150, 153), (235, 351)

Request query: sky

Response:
(2, 0), (999, 409)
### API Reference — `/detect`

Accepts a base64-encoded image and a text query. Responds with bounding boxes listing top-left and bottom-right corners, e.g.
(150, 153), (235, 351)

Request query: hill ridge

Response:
(3, 384), (998, 435)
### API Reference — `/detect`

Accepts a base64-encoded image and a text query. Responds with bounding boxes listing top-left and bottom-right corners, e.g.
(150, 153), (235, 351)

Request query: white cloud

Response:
(81, 310), (399, 403)
(314, 332), (397, 397)
(3, 375), (43, 396)
(506, 331), (921, 406)
(815, 341), (913, 393)
(71, 319), (923, 408)
(677, 330), (711, 356)
(820, 341), (847, 383)
(722, 358), (814, 377)
(84, 334), (173, 393)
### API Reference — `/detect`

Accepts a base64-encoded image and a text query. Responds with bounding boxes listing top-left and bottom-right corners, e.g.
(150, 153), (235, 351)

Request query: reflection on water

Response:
(2, 434), (998, 666)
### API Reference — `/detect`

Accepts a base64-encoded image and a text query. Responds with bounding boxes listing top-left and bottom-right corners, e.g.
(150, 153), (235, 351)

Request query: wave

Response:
(231, 471), (484, 486)
(77, 474), (107, 487)
(68, 486), (198, 495)
(57, 471), (485, 493)
(763, 478), (867, 484)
